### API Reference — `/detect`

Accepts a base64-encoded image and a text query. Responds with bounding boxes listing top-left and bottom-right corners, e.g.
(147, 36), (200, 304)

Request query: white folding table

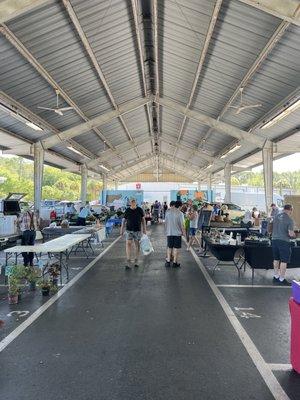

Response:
(4, 234), (91, 283)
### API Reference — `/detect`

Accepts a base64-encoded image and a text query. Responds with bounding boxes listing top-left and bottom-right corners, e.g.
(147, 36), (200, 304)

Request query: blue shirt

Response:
(78, 207), (90, 218)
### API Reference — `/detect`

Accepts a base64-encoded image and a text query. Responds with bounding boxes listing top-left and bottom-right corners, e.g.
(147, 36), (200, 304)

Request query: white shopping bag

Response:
(140, 234), (154, 256)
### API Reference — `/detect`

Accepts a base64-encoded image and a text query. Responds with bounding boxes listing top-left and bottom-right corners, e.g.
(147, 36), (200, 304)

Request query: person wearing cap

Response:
(120, 198), (146, 270)
(272, 204), (295, 285)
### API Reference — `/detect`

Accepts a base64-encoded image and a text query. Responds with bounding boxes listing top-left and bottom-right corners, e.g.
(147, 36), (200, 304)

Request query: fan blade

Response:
(239, 104), (262, 111)
(57, 107), (74, 112)
(228, 105), (239, 109)
(54, 109), (64, 116)
(37, 106), (56, 111)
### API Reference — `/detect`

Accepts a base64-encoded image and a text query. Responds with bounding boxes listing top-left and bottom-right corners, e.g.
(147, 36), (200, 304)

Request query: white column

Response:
(102, 174), (107, 204)
(224, 164), (231, 203)
(262, 141), (273, 213)
(207, 174), (212, 191)
(33, 142), (44, 215)
(197, 181), (201, 191)
(80, 164), (88, 204)
(114, 180), (118, 190)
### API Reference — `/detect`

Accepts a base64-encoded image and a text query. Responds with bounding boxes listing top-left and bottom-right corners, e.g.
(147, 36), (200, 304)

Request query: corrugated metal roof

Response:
(0, 0), (299, 182)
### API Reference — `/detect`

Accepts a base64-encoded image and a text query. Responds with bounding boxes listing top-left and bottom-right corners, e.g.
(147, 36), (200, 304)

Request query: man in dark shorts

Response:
(272, 204), (295, 285)
(164, 200), (185, 268)
(120, 198), (146, 270)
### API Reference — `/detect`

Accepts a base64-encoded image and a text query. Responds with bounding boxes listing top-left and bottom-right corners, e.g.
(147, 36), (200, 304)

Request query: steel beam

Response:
(0, 91), (94, 160)
(199, 20), (291, 151)
(157, 97), (267, 147)
(42, 97), (149, 149)
(86, 135), (150, 169)
(236, 0), (300, 26)
(62, 0), (140, 159)
(224, 163), (232, 203)
(152, 0), (161, 136)
(33, 142), (44, 214)
(80, 164), (88, 205)
(161, 133), (225, 166)
(130, 0), (153, 143)
(174, 0), (222, 152)
(0, 25), (118, 153)
(262, 140), (273, 213)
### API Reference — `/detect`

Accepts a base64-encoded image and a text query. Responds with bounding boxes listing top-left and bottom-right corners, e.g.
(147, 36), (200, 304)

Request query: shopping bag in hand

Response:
(140, 234), (154, 256)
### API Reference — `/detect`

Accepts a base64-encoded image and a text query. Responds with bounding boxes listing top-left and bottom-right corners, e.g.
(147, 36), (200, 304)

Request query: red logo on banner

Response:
(136, 183), (141, 190)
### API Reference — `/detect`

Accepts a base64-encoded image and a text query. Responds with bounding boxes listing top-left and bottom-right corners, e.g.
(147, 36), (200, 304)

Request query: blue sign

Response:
(100, 190), (144, 208)
(170, 190), (214, 203)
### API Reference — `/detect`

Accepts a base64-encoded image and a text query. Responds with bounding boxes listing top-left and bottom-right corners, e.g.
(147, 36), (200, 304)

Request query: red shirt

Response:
(50, 210), (57, 220)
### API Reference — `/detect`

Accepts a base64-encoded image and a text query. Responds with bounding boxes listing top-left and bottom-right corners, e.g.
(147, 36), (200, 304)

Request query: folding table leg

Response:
(59, 252), (63, 285)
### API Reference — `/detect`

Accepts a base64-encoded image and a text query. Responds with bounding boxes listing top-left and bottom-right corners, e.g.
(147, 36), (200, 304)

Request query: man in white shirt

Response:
(164, 200), (185, 268)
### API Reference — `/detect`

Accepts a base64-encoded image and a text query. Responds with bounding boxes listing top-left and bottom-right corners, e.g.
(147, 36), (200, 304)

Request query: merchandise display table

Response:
(4, 234), (91, 283)
(203, 237), (244, 277)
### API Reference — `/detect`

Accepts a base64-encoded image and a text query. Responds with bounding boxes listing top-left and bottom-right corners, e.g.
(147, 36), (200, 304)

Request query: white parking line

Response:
(0, 235), (121, 353)
(189, 246), (291, 400)
(217, 284), (291, 289)
(268, 364), (293, 371)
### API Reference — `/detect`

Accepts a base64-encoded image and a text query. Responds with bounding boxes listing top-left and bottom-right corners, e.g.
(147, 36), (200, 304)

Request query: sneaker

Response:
(278, 279), (291, 286)
(165, 261), (171, 268)
(125, 265), (131, 270)
(273, 276), (279, 284)
(172, 262), (181, 268)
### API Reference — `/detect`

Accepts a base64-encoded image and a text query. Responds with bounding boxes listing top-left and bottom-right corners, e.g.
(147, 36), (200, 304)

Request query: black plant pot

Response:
(42, 288), (50, 296)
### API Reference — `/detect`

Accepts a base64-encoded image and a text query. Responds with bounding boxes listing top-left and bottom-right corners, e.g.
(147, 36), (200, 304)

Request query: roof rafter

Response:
(42, 97), (150, 149)
(173, 0), (223, 157)
(62, 0), (141, 159)
(86, 135), (151, 169)
(161, 133), (225, 167)
(194, 19), (292, 159)
(0, 24), (123, 159)
(130, 0), (153, 147)
(152, 0), (160, 137)
(156, 97), (267, 147)
(0, 90), (94, 160)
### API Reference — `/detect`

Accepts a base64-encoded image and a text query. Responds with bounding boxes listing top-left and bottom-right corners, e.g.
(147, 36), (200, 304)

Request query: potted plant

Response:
(25, 267), (40, 291)
(8, 276), (20, 304)
(38, 279), (51, 296)
(50, 283), (58, 295)
(48, 263), (60, 287)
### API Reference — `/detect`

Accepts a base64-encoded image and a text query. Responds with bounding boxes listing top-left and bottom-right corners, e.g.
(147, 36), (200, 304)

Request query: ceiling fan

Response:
(229, 87), (262, 114)
(37, 89), (74, 116)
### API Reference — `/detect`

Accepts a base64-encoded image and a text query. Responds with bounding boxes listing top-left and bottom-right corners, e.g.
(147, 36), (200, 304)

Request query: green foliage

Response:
(8, 276), (20, 295)
(0, 156), (102, 201)
(233, 171), (300, 191)
(24, 267), (40, 283)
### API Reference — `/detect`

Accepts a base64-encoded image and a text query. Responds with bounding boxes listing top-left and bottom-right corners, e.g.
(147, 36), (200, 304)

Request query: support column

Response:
(224, 164), (231, 203)
(262, 141), (273, 213)
(102, 174), (107, 204)
(207, 174), (212, 191)
(33, 142), (44, 216)
(114, 180), (118, 190)
(207, 174), (212, 202)
(80, 164), (88, 204)
(197, 181), (201, 191)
